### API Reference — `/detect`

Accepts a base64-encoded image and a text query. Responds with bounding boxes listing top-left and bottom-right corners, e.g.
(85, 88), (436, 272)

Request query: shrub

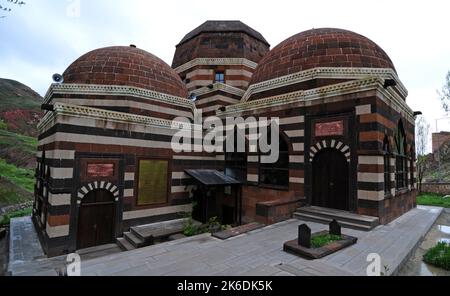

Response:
(423, 241), (450, 270)
(0, 207), (32, 226)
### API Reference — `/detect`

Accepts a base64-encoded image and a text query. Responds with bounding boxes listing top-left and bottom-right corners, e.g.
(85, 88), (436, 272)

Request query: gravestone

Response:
(329, 219), (341, 236)
(298, 224), (311, 248)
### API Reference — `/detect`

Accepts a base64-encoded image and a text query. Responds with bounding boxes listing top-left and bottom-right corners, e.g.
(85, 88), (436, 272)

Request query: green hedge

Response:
(423, 242), (450, 271)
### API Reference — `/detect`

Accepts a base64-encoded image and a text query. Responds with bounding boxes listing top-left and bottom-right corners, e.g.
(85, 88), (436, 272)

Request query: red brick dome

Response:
(250, 28), (396, 85)
(63, 46), (188, 98)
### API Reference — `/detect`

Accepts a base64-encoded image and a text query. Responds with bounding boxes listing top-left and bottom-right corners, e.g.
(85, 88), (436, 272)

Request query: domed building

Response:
(33, 46), (196, 256)
(33, 23), (417, 257)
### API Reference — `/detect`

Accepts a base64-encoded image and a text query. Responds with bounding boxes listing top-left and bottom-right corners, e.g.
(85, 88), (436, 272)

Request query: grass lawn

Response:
(0, 159), (35, 193)
(423, 242), (450, 270)
(0, 207), (32, 226)
(311, 233), (342, 248)
(416, 193), (450, 208)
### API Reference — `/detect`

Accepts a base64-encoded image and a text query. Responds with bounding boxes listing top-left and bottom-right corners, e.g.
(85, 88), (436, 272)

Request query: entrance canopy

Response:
(184, 169), (242, 186)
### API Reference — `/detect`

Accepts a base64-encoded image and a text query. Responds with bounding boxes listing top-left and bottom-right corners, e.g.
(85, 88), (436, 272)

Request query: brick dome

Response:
(172, 20), (270, 68)
(63, 46), (188, 98)
(250, 28), (396, 85)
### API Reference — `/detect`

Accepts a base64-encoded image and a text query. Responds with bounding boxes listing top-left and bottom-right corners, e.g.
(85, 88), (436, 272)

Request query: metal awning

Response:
(184, 169), (242, 186)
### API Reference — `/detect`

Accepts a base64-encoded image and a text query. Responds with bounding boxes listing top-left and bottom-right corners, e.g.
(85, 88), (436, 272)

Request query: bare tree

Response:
(439, 71), (450, 113)
(415, 116), (430, 192)
(0, 0), (26, 18)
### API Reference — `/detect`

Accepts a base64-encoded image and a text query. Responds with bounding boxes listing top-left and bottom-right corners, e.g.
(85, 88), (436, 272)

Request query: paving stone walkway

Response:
(8, 216), (46, 274)
(9, 206), (442, 276)
(74, 205), (441, 276)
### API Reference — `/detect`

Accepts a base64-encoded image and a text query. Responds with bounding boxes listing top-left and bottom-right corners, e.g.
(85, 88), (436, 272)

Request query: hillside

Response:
(0, 79), (40, 208)
(0, 78), (43, 137)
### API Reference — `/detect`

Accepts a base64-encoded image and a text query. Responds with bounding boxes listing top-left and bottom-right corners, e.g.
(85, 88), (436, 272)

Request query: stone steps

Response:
(116, 218), (201, 251)
(116, 237), (135, 251)
(293, 206), (379, 231)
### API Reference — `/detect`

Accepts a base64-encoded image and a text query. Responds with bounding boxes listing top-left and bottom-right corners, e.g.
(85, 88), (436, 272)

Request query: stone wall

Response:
(432, 132), (450, 153)
(421, 183), (450, 195)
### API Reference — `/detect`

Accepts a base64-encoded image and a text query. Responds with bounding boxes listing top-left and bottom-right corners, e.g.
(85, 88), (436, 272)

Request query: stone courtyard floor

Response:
(9, 205), (444, 276)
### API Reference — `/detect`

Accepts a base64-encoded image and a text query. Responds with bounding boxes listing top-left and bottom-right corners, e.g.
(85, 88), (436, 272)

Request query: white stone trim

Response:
(49, 167), (73, 179)
(292, 143), (305, 152)
(289, 155), (304, 163)
(124, 172), (135, 181)
(285, 130), (304, 138)
(38, 102), (194, 132)
(357, 172), (384, 183)
(77, 181), (119, 202)
(309, 139), (351, 163)
(123, 204), (192, 221)
(357, 190), (385, 201)
(195, 95), (240, 106)
(44, 83), (194, 110)
(48, 193), (71, 206)
(124, 189), (134, 198)
(241, 67), (407, 102)
(247, 174), (258, 182)
(358, 155), (384, 165)
(174, 58), (258, 74)
(219, 77), (414, 123)
(289, 177), (304, 184)
(46, 223), (70, 238)
(356, 104), (372, 115)
(38, 150), (75, 160)
(190, 82), (246, 98)
(171, 172), (190, 181)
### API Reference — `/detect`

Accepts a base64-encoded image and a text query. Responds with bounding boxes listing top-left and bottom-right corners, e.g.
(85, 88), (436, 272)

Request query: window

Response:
(259, 131), (289, 188)
(225, 127), (247, 182)
(383, 136), (390, 195)
(394, 120), (407, 190)
(137, 159), (168, 205)
(215, 72), (225, 83)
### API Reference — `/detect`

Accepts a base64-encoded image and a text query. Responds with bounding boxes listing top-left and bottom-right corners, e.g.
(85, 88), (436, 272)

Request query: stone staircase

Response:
(116, 218), (201, 251)
(293, 206), (379, 231)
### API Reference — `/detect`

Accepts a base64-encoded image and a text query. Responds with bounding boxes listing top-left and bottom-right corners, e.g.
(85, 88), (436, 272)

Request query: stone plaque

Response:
(329, 219), (341, 236)
(298, 224), (311, 248)
(137, 159), (168, 205)
(87, 163), (114, 177)
(315, 120), (344, 137)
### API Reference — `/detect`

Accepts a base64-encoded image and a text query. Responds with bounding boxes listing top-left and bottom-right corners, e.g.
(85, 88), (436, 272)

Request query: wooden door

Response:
(77, 189), (115, 250)
(312, 149), (349, 210)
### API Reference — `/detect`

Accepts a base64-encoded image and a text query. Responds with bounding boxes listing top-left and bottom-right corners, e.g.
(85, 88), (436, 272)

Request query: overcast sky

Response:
(1, 0), (449, 149)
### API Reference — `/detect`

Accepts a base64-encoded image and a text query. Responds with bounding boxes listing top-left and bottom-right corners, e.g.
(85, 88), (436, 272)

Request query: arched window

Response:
(383, 136), (391, 194)
(259, 130), (289, 188)
(225, 127), (247, 182)
(394, 120), (407, 190)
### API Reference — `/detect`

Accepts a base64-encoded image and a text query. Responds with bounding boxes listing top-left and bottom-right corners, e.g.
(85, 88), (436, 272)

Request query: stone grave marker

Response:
(329, 219), (341, 236)
(298, 224), (311, 248)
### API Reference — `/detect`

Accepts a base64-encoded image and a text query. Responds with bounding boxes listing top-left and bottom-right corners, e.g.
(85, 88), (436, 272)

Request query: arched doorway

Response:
(77, 189), (116, 249)
(312, 148), (349, 211)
